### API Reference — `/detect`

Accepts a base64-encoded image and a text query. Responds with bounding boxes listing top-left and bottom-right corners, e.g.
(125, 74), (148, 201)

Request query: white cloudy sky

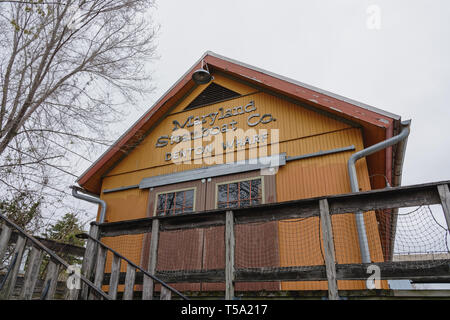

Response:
(114, 0), (450, 188)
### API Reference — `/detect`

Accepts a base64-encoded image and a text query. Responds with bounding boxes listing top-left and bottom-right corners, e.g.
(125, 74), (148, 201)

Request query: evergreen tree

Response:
(43, 213), (86, 265)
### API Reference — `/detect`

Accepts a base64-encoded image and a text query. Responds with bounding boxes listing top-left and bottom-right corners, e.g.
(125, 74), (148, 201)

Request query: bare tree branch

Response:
(0, 0), (158, 225)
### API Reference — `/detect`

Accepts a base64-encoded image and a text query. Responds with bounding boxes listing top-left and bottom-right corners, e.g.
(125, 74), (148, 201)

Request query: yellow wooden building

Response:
(75, 51), (408, 292)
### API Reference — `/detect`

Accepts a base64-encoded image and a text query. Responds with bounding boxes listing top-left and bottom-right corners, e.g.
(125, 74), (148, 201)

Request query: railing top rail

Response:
(96, 180), (450, 237)
(78, 232), (189, 300)
(0, 212), (111, 300)
(0, 226), (85, 257)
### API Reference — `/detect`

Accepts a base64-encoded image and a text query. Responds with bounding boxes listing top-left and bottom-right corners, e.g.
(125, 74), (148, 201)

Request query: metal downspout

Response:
(70, 186), (107, 223)
(388, 123), (410, 260)
(348, 120), (411, 264)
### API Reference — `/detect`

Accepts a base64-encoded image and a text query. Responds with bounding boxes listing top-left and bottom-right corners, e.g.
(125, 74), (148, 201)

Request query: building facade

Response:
(76, 52), (407, 292)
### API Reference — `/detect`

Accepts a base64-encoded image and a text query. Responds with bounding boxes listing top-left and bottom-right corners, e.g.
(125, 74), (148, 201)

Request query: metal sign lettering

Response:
(155, 100), (276, 149)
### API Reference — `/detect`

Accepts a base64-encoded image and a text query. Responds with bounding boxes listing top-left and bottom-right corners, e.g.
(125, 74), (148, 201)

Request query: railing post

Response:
(160, 286), (172, 300)
(108, 253), (121, 300)
(0, 224), (12, 263)
(43, 260), (60, 300)
(319, 199), (339, 300)
(20, 246), (44, 300)
(225, 210), (235, 300)
(437, 184), (450, 231)
(0, 235), (26, 300)
(89, 244), (107, 300)
(143, 218), (159, 300)
(80, 223), (99, 300)
(123, 264), (136, 300)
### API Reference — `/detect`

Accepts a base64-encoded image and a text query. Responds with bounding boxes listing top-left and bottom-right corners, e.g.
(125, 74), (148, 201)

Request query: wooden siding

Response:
(137, 171), (279, 292)
(276, 127), (387, 290)
(105, 91), (352, 178)
(101, 127), (362, 192)
(98, 81), (388, 292)
(100, 188), (148, 293)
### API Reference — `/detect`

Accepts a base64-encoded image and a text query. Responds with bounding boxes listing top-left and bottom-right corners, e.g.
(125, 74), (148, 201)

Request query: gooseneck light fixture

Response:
(192, 60), (213, 85)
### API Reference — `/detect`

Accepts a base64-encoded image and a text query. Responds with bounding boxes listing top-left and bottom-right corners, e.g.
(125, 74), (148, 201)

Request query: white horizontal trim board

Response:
(139, 153), (286, 189)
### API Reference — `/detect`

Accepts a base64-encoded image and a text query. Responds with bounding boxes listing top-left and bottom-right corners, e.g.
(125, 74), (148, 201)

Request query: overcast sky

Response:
(109, 0), (450, 188)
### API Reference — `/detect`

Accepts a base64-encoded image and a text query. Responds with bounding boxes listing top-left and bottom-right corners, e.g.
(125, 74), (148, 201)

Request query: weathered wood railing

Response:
(83, 180), (450, 301)
(76, 231), (188, 300)
(0, 212), (110, 300)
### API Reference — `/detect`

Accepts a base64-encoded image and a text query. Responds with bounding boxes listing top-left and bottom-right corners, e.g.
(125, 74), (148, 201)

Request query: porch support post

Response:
(319, 199), (339, 300)
(225, 210), (235, 300)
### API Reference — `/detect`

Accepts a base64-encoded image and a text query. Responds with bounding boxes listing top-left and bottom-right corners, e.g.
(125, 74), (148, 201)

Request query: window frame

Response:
(214, 176), (265, 210)
(154, 187), (197, 217)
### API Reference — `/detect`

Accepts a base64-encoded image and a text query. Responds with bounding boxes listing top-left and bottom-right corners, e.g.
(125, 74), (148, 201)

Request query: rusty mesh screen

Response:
(332, 205), (450, 267)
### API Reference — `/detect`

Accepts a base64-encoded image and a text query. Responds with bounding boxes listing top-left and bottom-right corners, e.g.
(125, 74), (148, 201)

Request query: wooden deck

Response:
(1, 179), (450, 300)
(85, 179), (450, 300)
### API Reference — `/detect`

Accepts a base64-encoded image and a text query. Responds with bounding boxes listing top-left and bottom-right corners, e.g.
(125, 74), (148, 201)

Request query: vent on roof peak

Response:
(185, 83), (241, 110)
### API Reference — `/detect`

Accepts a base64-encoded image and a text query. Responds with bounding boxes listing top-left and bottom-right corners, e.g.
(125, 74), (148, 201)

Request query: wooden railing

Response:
(82, 180), (450, 300)
(76, 231), (188, 300)
(0, 212), (110, 300)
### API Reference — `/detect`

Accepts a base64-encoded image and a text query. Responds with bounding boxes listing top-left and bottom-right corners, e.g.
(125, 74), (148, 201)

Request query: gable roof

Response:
(77, 51), (403, 194)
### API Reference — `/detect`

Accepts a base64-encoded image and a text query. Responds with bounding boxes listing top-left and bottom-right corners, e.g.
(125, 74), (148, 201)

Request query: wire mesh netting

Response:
(102, 234), (145, 273)
(155, 222), (283, 292)
(235, 221), (280, 291)
(235, 221), (280, 269)
(277, 217), (325, 267)
(97, 203), (450, 293)
(332, 205), (450, 267)
(155, 226), (224, 292)
(332, 211), (385, 264)
(375, 205), (450, 262)
(277, 215), (370, 290)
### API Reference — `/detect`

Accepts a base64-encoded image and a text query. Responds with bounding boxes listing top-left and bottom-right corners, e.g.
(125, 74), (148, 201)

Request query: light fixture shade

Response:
(192, 69), (212, 85)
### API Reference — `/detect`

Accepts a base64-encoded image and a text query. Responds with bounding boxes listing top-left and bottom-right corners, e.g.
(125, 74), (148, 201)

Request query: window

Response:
(156, 189), (195, 216)
(217, 178), (263, 209)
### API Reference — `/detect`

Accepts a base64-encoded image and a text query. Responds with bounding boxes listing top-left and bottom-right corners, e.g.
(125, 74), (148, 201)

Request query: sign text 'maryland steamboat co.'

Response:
(155, 101), (277, 161)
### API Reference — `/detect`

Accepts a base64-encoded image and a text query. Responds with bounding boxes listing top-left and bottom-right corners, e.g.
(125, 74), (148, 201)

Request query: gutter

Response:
(348, 120), (411, 264)
(70, 186), (107, 223)
(388, 121), (411, 260)
(391, 121), (410, 189)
